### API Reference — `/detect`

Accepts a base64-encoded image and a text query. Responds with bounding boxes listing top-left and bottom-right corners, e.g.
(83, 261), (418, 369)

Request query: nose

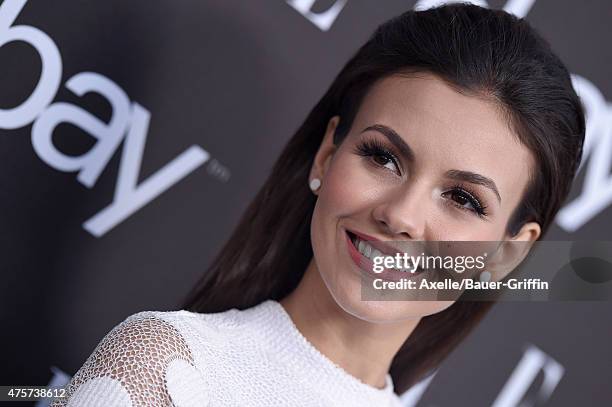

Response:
(373, 185), (428, 240)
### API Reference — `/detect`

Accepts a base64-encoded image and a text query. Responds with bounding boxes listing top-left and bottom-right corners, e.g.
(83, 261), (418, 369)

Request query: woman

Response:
(52, 4), (585, 406)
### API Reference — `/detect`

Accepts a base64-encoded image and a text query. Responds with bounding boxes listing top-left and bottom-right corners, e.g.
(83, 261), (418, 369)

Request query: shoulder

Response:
(52, 310), (216, 407)
(53, 304), (272, 406)
(102, 306), (251, 358)
(106, 307), (247, 347)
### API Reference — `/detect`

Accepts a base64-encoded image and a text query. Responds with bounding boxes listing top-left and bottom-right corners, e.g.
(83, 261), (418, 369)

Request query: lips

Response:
(344, 229), (425, 281)
(348, 229), (407, 257)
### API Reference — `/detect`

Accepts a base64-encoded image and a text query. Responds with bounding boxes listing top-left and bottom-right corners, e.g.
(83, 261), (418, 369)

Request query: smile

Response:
(344, 229), (425, 281)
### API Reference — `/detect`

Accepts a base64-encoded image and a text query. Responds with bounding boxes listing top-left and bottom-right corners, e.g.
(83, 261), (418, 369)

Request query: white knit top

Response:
(51, 300), (404, 407)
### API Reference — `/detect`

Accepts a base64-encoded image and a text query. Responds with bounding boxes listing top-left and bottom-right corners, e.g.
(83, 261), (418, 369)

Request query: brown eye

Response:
(372, 153), (400, 173)
(450, 191), (471, 207)
(373, 154), (392, 166)
(354, 139), (401, 175)
(442, 186), (488, 217)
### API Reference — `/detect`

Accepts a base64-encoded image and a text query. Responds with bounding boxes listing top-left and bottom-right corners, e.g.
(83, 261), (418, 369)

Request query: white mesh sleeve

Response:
(50, 312), (202, 407)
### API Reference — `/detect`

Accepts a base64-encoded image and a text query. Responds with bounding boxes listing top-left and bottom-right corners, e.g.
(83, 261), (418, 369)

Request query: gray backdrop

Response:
(1, 0), (610, 406)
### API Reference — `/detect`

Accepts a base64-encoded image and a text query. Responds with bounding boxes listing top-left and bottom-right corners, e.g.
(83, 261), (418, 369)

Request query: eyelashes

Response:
(353, 138), (401, 174)
(442, 184), (489, 217)
(352, 137), (489, 218)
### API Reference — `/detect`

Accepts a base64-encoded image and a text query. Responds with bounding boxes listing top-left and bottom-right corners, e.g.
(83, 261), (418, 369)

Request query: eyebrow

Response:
(361, 124), (415, 162)
(446, 170), (501, 203)
(361, 123), (502, 203)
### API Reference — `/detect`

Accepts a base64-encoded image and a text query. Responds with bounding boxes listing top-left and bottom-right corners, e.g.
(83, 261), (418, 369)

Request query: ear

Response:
(309, 116), (340, 195)
(485, 221), (541, 282)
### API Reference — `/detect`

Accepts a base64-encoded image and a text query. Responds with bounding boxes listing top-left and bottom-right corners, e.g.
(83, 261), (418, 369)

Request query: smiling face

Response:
(309, 72), (541, 322)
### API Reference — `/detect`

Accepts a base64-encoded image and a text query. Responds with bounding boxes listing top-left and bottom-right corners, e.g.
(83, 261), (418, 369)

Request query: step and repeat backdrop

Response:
(1, 0), (611, 406)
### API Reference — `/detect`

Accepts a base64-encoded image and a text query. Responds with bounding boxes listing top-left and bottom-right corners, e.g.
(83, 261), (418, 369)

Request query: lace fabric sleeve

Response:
(50, 311), (207, 407)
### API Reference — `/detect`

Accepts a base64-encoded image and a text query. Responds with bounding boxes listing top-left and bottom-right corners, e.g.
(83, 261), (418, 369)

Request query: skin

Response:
(281, 72), (541, 389)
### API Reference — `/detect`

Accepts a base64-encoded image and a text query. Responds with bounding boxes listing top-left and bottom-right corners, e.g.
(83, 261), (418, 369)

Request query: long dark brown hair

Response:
(183, 4), (585, 394)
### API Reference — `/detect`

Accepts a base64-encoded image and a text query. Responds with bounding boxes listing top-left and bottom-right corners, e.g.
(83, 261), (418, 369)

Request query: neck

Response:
(280, 258), (420, 389)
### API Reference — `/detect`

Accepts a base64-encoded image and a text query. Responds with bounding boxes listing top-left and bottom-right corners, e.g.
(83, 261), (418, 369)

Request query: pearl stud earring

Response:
(309, 178), (321, 192)
(479, 271), (492, 282)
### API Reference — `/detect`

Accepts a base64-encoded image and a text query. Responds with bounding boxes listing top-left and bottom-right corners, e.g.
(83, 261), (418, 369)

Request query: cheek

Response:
(317, 156), (373, 217)
(429, 220), (507, 242)
(310, 157), (363, 266)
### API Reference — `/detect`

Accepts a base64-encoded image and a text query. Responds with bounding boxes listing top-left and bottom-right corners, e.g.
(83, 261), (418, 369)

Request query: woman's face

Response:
(309, 72), (540, 322)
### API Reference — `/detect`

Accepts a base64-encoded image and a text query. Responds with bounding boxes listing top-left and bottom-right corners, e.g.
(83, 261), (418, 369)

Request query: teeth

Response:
(351, 234), (420, 273)
(353, 236), (422, 273)
(352, 236), (388, 263)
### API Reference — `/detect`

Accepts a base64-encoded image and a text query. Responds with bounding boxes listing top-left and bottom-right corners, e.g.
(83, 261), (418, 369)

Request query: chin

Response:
(327, 280), (456, 323)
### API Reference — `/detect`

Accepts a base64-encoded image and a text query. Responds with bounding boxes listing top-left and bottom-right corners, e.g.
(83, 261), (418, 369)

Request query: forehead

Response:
(352, 72), (534, 208)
